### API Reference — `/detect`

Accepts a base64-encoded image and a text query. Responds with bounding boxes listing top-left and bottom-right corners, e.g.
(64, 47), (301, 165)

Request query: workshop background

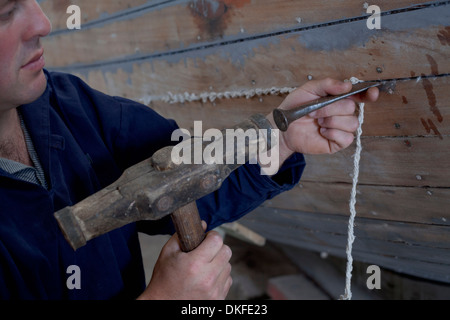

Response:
(41, 0), (450, 299)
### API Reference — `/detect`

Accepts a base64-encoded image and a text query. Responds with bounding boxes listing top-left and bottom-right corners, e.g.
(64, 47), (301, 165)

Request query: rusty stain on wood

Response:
(189, 0), (250, 39)
(437, 26), (450, 45)
(421, 76), (443, 122)
(426, 54), (439, 75)
(421, 118), (443, 140)
(189, 0), (230, 39)
(402, 96), (408, 104)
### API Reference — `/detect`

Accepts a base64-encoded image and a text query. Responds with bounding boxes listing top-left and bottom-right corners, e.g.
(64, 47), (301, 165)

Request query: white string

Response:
(340, 77), (365, 300)
(138, 86), (296, 105)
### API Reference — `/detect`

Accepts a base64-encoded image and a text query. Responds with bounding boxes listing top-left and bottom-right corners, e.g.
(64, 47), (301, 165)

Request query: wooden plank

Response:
(44, 0), (437, 34)
(280, 246), (382, 300)
(363, 76), (449, 138)
(240, 207), (450, 283)
(42, 3), (450, 98)
(301, 136), (450, 187)
(52, 19), (450, 107)
(42, 0), (437, 67)
(146, 76), (450, 139)
(281, 244), (450, 300)
(264, 182), (450, 226)
(38, 0), (151, 31)
(218, 222), (266, 246)
(266, 208), (450, 250)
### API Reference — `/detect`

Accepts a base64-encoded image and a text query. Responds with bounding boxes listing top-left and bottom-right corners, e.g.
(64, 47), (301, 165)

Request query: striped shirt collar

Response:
(0, 110), (48, 189)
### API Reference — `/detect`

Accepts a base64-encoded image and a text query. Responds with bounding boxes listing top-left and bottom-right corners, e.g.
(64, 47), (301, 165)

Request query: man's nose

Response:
(23, 0), (52, 41)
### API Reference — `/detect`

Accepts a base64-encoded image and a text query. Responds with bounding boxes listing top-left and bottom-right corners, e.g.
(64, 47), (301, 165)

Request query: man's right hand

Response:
(137, 223), (233, 300)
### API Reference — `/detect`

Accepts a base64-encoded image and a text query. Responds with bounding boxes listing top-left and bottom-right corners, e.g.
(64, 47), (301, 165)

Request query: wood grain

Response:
(145, 76), (450, 139)
(39, 0), (150, 31)
(301, 136), (450, 187)
(264, 181), (450, 226)
(42, 1), (450, 99)
(241, 207), (450, 283)
(45, 22), (450, 98)
(41, 0), (439, 67)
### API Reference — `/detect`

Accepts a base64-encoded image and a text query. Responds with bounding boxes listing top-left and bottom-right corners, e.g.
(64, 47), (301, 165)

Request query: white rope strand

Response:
(138, 86), (296, 105)
(341, 77), (365, 300)
(340, 101), (364, 300)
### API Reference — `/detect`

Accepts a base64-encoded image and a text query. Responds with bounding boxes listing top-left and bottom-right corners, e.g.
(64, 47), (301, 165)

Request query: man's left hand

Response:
(268, 78), (380, 164)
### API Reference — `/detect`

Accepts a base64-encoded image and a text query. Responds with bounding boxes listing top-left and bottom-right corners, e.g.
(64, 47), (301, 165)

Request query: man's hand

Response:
(137, 222), (232, 300)
(268, 78), (379, 164)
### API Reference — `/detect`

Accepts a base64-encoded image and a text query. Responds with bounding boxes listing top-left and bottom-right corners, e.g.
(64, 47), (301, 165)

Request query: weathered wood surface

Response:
(41, 0), (450, 283)
(302, 136), (450, 187)
(264, 182), (450, 226)
(147, 76), (450, 136)
(240, 207), (450, 283)
(41, 1), (450, 96)
(42, 0), (437, 68)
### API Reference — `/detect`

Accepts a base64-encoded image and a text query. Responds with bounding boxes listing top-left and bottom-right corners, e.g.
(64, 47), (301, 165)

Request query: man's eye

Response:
(0, 7), (16, 21)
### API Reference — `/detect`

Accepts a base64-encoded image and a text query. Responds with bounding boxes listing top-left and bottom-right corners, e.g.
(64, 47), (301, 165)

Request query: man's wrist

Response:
(265, 112), (294, 170)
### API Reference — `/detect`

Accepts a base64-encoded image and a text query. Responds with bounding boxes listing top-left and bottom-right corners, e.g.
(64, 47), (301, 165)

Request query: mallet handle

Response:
(151, 146), (205, 252)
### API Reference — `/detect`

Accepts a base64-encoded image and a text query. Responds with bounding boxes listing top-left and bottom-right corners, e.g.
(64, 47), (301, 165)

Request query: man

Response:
(0, 0), (379, 299)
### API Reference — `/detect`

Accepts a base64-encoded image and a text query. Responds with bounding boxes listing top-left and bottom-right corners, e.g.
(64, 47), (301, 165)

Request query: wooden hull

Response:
(42, 0), (450, 283)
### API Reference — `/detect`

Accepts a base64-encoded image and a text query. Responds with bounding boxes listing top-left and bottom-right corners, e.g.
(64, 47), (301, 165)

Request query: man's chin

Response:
(20, 70), (48, 104)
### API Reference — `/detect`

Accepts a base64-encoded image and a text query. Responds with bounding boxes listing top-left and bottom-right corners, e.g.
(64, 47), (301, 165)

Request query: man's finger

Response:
(215, 262), (233, 299)
(279, 78), (352, 110)
(193, 231), (225, 262)
(309, 98), (356, 118)
(211, 245), (232, 278)
(349, 86), (380, 103)
(213, 243), (232, 266)
(318, 115), (359, 133)
(161, 232), (182, 255)
(210, 245), (233, 299)
(319, 128), (355, 152)
(301, 78), (352, 97)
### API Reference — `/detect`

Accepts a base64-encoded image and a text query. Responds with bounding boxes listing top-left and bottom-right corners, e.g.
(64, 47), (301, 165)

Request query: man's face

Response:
(0, 0), (51, 111)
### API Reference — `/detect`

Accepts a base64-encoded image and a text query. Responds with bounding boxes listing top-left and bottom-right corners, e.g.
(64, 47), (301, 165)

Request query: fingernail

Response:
(309, 111), (317, 117)
(318, 118), (324, 125)
(320, 128), (327, 134)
